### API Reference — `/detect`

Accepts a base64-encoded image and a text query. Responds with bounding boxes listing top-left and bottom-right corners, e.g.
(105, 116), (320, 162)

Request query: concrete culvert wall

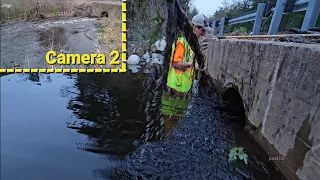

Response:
(206, 38), (320, 180)
(222, 88), (246, 126)
(91, 1), (121, 19)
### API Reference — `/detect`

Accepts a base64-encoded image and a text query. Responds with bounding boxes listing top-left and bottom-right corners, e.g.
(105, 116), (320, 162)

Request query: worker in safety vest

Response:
(161, 13), (214, 134)
(166, 13), (213, 94)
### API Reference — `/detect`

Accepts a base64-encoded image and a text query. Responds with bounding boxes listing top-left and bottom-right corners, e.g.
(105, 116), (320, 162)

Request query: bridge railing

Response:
(212, 0), (320, 36)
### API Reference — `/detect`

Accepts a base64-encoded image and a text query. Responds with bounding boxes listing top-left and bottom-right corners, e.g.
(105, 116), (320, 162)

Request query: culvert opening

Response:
(222, 88), (246, 126)
(100, 11), (108, 17)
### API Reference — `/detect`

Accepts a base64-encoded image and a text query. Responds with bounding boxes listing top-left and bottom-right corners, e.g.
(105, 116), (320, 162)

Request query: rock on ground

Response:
(127, 55), (141, 65)
(151, 37), (166, 52)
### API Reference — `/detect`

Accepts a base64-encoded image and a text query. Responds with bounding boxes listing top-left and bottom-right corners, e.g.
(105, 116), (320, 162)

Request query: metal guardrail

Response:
(213, 0), (320, 36)
(294, 0), (310, 12)
(228, 11), (257, 25)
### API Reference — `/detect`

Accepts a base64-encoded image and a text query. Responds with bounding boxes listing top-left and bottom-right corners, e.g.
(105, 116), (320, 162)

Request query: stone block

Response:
(295, 52), (320, 106)
(296, 150), (320, 180)
(238, 42), (256, 72)
(207, 39), (223, 77)
(219, 41), (231, 71)
(275, 46), (304, 82)
(247, 78), (270, 127)
(229, 41), (243, 67)
(262, 87), (288, 143)
(226, 40), (252, 71)
(272, 95), (312, 155)
(233, 67), (250, 84)
(206, 38), (320, 179)
(309, 106), (320, 149)
(256, 44), (284, 82)
(268, 88), (291, 120)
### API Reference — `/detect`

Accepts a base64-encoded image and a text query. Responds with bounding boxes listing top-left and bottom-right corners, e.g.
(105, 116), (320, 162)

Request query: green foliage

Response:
(210, 0), (312, 34)
(233, 27), (249, 35)
(50, 7), (58, 16)
(228, 146), (248, 165)
(98, 21), (107, 44)
(149, 9), (165, 44)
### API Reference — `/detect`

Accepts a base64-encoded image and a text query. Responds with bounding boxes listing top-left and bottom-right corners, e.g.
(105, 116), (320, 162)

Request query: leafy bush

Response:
(228, 146), (249, 165)
(233, 27), (249, 36)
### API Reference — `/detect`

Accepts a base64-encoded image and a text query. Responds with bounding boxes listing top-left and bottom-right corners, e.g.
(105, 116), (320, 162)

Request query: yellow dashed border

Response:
(0, 1), (127, 74)
(120, 0), (127, 73)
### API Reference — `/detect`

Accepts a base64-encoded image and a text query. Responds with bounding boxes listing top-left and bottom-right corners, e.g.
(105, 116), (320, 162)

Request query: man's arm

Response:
(173, 61), (192, 69)
(172, 41), (192, 70)
(197, 35), (210, 71)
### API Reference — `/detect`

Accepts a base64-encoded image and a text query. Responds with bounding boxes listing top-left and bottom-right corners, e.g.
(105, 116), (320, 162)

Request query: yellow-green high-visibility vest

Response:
(166, 36), (195, 93)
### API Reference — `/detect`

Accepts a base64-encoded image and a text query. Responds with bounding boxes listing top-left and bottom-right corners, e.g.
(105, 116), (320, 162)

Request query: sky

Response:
(193, 0), (224, 17)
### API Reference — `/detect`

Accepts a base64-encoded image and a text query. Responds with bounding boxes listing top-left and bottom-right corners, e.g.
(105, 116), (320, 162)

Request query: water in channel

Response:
(1, 72), (286, 180)
(1, 17), (285, 180)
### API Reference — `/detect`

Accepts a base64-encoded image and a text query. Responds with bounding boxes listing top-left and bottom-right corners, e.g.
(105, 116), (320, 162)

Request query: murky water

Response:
(1, 17), (101, 69)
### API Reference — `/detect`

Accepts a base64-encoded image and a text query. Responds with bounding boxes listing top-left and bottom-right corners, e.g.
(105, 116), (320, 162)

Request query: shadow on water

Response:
(61, 73), (148, 158)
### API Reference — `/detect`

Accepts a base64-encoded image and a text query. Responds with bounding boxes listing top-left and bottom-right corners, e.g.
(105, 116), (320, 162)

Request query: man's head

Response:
(191, 14), (213, 38)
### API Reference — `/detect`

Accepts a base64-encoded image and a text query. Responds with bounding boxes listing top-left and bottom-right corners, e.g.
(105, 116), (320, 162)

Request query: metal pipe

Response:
(217, 34), (320, 39)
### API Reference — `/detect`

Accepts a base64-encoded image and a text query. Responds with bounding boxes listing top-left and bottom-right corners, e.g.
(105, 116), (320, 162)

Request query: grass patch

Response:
(1, 0), (83, 22)
(98, 16), (122, 69)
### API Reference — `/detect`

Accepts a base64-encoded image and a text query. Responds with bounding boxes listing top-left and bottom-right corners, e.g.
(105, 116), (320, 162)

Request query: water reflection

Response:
(140, 65), (165, 142)
(1, 70), (191, 180)
(28, 72), (40, 82)
(141, 65), (190, 142)
(16, 72), (52, 85)
(1, 73), (111, 180)
(61, 73), (148, 158)
(161, 91), (189, 134)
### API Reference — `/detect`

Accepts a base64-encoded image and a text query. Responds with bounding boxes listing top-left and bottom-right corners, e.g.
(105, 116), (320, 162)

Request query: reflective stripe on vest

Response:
(166, 36), (194, 93)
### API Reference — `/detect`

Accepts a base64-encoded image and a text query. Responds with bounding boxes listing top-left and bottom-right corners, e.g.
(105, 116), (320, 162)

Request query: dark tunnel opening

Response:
(222, 88), (246, 126)
(100, 11), (108, 18)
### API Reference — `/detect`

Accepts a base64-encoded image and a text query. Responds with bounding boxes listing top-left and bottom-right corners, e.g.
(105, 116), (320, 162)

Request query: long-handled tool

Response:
(217, 34), (320, 39)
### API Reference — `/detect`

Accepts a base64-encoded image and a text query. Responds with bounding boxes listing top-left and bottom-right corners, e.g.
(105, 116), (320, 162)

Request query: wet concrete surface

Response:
(1, 72), (286, 180)
(0, 17), (101, 69)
